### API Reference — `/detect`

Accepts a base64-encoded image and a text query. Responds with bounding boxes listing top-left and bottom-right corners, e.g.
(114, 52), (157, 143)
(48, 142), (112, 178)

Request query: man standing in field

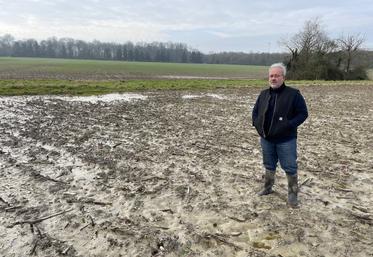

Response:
(252, 63), (308, 208)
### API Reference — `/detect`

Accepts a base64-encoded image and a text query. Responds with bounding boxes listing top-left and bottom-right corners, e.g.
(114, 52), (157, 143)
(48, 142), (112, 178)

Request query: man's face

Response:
(269, 67), (285, 88)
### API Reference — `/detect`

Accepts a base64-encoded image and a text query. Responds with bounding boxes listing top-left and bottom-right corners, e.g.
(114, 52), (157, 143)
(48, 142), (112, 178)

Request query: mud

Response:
(0, 85), (372, 257)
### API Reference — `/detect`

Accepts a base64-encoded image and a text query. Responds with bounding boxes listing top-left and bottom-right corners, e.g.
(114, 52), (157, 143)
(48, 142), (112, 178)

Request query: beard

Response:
(270, 82), (282, 89)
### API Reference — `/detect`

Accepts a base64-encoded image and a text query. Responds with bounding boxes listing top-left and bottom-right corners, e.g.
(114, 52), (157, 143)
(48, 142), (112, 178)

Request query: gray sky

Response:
(1, 0), (372, 53)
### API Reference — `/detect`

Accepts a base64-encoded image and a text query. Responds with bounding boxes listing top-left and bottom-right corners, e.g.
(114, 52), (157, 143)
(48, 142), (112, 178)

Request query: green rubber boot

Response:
(258, 170), (275, 196)
(287, 174), (298, 208)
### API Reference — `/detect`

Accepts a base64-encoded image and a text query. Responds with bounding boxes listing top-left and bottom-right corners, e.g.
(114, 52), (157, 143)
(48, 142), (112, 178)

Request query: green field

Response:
(0, 57), (268, 80)
(0, 79), (269, 96)
(0, 57), (372, 95)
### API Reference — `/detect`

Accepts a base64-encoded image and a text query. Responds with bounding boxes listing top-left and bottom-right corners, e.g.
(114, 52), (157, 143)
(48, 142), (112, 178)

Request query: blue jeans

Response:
(260, 137), (297, 175)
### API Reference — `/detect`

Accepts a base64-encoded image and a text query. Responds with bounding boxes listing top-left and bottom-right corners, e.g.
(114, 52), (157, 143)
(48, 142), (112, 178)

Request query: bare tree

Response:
(280, 18), (339, 79)
(337, 34), (365, 73)
(281, 18), (336, 58)
(0, 34), (15, 56)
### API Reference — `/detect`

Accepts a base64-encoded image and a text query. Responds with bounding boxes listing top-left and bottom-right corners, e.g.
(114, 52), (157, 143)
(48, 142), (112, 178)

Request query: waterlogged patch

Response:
(56, 93), (148, 103)
(206, 93), (227, 100)
(252, 241), (271, 250)
(182, 93), (227, 100)
(0, 93), (148, 104)
(182, 94), (204, 99)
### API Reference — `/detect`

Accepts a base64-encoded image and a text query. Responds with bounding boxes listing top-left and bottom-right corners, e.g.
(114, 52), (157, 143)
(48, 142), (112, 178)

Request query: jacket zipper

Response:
(267, 94), (278, 137)
(262, 94), (271, 138)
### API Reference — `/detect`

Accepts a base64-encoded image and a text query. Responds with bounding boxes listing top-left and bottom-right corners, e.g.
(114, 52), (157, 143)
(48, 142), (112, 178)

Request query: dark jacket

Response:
(252, 84), (308, 142)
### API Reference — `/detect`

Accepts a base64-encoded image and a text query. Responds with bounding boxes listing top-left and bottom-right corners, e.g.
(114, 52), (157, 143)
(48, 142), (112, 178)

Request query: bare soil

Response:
(0, 85), (372, 257)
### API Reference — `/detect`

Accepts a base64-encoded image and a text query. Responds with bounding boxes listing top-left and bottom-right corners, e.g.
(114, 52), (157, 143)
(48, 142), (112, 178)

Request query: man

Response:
(252, 63), (308, 208)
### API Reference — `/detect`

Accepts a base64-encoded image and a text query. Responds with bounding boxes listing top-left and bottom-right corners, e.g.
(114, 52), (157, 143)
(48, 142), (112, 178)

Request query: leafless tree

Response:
(281, 18), (336, 58)
(337, 34), (365, 73)
(279, 18), (341, 79)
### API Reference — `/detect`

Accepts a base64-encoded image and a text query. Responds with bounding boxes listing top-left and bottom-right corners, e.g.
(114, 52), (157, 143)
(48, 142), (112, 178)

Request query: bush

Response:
(344, 66), (368, 80)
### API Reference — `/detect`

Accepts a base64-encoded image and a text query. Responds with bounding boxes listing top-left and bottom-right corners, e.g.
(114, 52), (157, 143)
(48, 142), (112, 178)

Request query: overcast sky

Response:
(1, 0), (372, 53)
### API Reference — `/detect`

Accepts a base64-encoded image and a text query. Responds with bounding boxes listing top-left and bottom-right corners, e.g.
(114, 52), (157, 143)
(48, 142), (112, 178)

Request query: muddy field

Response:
(0, 84), (372, 257)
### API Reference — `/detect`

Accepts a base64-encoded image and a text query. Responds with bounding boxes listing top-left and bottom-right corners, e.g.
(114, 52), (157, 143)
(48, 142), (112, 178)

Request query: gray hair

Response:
(270, 63), (287, 77)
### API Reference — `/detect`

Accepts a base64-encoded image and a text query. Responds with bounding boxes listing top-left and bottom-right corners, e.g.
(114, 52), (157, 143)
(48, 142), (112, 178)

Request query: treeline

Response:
(205, 52), (289, 66)
(0, 34), (286, 65)
(0, 34), (203, 63)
